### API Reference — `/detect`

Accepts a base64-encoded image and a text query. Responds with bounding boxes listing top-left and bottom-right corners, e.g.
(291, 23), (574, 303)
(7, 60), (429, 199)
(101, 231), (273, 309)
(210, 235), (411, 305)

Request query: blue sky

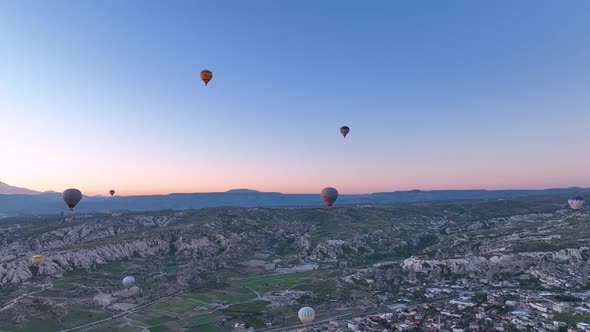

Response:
(1, 1), (589, 195)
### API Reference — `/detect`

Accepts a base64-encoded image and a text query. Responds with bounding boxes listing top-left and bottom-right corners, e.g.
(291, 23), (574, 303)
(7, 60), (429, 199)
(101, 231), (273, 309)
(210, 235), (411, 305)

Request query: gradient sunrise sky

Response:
(1, 1), (589, 196)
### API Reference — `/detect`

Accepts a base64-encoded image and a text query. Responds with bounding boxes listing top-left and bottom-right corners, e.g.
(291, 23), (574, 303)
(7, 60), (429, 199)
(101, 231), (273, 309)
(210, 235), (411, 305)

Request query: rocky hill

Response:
(0, 196), (588, 330)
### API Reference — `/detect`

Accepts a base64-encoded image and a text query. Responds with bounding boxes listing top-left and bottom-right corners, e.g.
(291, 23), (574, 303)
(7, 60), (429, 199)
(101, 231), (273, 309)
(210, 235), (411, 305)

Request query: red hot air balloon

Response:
(340, 126), (350, 138)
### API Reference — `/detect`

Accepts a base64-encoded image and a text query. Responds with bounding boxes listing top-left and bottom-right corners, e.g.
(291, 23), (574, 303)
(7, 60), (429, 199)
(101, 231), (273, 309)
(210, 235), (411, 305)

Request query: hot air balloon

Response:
(62, 188), (82, 211)
(68, 217), (75, 223)
(31, 255), (44, 266)
(200, 70), (213, 86)
(109, 190), (115, 196)
(320, 187), (338, 207)
(340, 126), (350, 138)
(568, 196), (585, 210)
(122, 276), (136, 289)
(298, 307), (315, 325)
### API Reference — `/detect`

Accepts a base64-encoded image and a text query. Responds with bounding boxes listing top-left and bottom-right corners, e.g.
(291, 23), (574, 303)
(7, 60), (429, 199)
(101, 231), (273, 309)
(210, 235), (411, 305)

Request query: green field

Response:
(0, 320), (62, 332)
(0, 310), (109, 332)
(60, 311), (110, 329)
(554, 312), (590, 324)
(182, 292), (212, 303)
(238, 271), (316, 292)
(224, 300), (269, 314)
(144, 315), (176, 326)
(150, 296), (197, 313)
(148, 325), (170, 332)
(190, 314), (212, 324)
(187, 324), (221, 332)
(182, 286), (256, 305)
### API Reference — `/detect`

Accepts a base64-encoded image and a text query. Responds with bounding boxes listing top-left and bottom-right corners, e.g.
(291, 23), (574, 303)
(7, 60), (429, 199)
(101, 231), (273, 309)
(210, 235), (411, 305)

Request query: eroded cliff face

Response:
(1, 207), (585, 286)
(0, 210), (443, 285)
(0, 215), (176, 260)
(0, 216), (178, 283)
(0, 210), (314, 285)
(401, 247), (590, 274)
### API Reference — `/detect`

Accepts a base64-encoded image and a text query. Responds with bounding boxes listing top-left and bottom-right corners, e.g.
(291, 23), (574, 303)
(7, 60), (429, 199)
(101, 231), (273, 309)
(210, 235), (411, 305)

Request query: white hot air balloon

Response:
(122, 276), (136, 288)
(298, 307), (315, 325)
(568, 196), (585, 210)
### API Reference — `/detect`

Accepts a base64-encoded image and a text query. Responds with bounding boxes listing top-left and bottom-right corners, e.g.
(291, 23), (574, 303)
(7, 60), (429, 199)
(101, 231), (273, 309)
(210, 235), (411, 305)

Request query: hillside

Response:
(0, 195), (588, 331)
(0, 182), (40, 195)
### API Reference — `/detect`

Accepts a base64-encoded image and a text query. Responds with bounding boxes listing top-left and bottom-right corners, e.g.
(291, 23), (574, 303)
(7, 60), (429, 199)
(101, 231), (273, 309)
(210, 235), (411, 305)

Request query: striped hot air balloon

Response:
(298, 307), (315, 325)
(568, 196), (585, 210)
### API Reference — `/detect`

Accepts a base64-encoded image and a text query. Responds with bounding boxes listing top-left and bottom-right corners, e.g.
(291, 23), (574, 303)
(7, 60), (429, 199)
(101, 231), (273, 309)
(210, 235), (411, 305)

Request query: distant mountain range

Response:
(0, 181), (41, 195)
(0, 181), (588, 217)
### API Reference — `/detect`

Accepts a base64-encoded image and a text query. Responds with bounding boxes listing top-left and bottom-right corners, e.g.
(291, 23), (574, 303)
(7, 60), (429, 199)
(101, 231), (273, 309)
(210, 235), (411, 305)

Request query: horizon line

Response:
(3, 186), (589, 197)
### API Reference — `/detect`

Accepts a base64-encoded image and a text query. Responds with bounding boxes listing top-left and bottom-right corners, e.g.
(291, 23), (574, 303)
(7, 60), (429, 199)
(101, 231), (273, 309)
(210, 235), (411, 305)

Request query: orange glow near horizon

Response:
(2, 115), (589, 196)
(5, 164), (589, 196)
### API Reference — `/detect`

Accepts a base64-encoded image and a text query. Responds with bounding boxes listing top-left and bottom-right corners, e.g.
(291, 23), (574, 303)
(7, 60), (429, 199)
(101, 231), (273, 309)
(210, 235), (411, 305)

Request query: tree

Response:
(473, 292), (487, 304)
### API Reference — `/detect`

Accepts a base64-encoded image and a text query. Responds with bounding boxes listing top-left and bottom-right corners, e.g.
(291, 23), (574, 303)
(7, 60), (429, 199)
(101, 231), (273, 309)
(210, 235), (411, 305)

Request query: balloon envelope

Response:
(31, 255), (44, 266)
(298, 307), (315, 324)
(568, 196), (585, 210)
(320, 187), (339, 207)
(200, 70), (213, 85)
(122, 276), (136, 288)
(109, 190), (115, 196)
(62, 189), (82, 211)
(340, 126), (350, 138)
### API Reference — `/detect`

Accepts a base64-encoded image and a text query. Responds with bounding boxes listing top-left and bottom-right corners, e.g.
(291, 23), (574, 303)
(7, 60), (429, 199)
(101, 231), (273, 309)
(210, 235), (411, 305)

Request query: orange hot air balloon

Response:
(31, 255), (44, 266)
(200, 70), (213, 86)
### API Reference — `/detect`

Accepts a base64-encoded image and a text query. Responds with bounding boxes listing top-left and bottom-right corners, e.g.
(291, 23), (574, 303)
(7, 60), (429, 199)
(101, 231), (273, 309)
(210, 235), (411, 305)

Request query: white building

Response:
(347, 322), (359, 331)
(552, 302), (570, 313)
(450, 299), (476, 310)
(528, 302), (549, 313)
